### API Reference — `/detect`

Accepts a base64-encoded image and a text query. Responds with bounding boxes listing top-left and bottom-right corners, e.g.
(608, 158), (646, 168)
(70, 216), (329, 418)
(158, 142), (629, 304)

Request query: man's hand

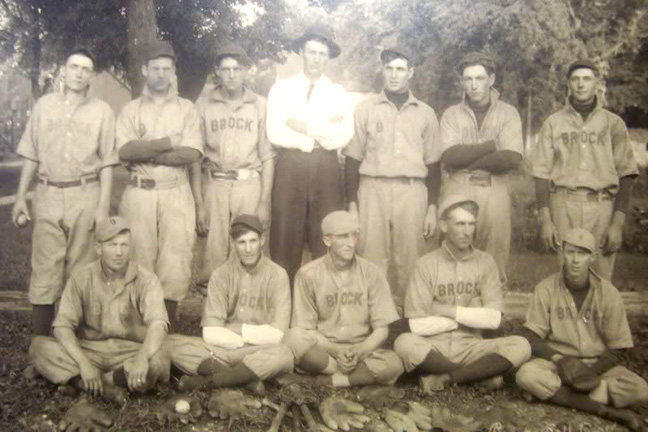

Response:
(89, 208), (108, 232)
(540, 217), (560, 252)
(319, 395), (370, 431)
(124, 354), (149, 392)
(11, 198), (31, 228)
(348, 202), (359, 222)
(196, 203), (209, 236)
(423, 206), (437, 239)
(79, 361), (104, 397)
(58, 399), (114, 432)
(256, 200), (271, 231)
(156, 394), (202, 425)
(557, 356), (601, 392)
(335, 349), (358, 375)
(601, 222), (623, 256)
(286, 119), (309, 135)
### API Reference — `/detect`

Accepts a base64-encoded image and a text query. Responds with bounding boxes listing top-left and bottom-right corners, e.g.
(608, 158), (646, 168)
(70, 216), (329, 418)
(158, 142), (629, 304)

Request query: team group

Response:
(12, 23), (648, 431)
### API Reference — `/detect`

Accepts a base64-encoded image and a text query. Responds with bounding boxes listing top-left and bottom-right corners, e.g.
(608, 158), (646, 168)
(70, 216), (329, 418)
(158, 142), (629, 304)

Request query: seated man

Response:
(29, 217), (170, 405)
(516, 228), (648, 431)
(394, 195), (531, 394)
(165, 214), (293, 391)
(284, 211), (404, 388)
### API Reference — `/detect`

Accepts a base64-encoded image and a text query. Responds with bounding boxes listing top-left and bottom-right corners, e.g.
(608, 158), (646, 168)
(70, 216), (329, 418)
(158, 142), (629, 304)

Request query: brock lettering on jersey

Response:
(237, 293), (266, 310)
(211, 117), (254, 133)
(325, 291), (364, 307)
(554, 305), (608, 324)
(560, 130), (606, 147)
(436, 281), (480, 298)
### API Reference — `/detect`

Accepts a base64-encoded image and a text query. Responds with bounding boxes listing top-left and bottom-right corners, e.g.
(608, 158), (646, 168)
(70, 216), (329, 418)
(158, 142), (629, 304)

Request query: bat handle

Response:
(267, 401), (288, 432)
(291, 404), (301, 432)
(299, 403), (318, 430)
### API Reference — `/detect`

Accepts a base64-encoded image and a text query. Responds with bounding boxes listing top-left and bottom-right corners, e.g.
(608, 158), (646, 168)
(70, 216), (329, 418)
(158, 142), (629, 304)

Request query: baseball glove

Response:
(356, 385), (406, 411)
(207, 388), (261, 423)
(319, 395), (371, 431)
(156, 394), (202, 425)
(557, 356), (601, 392)
(58, 399), (114, 432)
(384, 401), (433, 432)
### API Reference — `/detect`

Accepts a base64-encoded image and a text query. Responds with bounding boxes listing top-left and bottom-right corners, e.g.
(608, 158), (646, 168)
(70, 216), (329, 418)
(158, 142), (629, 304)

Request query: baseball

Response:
(16, 213), (28, 227)
(174, 399), (191, 414)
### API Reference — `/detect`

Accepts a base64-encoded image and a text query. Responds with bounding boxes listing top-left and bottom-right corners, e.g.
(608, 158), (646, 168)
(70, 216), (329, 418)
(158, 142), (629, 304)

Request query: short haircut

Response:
(381, 51), (411, 68)
(441, 202), (479, 220)
(230, 224), (261, 240)
(66, 49), (96, 70)
(457, 52), (495, 76)
(217, 54), (248, 68)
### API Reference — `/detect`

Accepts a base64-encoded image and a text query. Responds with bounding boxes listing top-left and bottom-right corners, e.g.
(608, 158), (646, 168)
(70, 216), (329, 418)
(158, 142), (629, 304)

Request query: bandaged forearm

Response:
(203, 326), (244, 349)
(409, 316), (458, 336)
(241, 324), (284, 345)
(455, 307), (502, 329)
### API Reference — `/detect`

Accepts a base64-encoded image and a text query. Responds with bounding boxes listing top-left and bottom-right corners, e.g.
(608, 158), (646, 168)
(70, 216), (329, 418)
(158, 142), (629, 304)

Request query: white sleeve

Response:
(455, 307), (502, 330)
(202, 326), (245, 349)
(266, 81), (314, 151)
(409, 316), (459, 336)
(307, 86), (354, 151)
(241, 324), (284, 346)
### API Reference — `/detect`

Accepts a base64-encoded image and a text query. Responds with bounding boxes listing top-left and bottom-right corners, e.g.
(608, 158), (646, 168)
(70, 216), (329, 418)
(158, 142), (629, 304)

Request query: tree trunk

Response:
(127, 0), (157, 98)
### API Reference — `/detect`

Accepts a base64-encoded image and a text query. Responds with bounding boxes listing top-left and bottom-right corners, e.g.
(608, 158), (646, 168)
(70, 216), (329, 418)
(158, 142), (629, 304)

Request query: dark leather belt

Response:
(553, 187), (612, 202)
(130, 177), (157, 190)
(38, 176), (98, 188)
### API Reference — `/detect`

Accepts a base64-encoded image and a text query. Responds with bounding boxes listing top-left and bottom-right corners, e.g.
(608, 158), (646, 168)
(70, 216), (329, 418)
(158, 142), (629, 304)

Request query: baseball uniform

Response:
(163, 255), (293, 380)
(29, 260), (170, 385)
(528, 99), (639, 279)
(17, 92), (118, 305)
(343, 91), (440, 310)
(439, 90), (523, 282)
(394, 242), (531, 372)
(266, 72), (354, 284)
(116, 88), (203, 301)
(284, 254), (404, 384)
(195, 86), (274, 282)
(516, 271), (648, 407)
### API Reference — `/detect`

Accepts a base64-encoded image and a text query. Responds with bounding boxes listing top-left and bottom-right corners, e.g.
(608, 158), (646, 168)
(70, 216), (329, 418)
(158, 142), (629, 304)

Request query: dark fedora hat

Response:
(292, 24), (341, 59)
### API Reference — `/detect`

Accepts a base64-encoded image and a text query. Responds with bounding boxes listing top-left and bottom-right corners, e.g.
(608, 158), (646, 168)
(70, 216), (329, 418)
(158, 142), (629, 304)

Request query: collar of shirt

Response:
(142, 85), (179, 103)
(564, 94), (603, 120)
(294, 72), (333, 92)
(323, 252), (357, 274)
(96, 260), (139, 285)
(209, 86), (258, 105)
(441, 240), (476, 262)
(558, 268), (602, 293)
(460, 87), (501, 110)
(58, 88), (91, 108)
(375, 90), (420, 110)
(231, 253), (269, 276)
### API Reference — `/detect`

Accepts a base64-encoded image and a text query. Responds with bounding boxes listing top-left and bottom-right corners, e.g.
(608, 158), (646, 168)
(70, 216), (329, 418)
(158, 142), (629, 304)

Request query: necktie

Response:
(307, 83), (315, 102)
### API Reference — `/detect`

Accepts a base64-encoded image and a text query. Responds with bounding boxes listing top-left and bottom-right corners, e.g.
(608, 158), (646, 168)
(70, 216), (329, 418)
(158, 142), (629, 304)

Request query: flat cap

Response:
(231, 214), (263, 235)
(380, 45), (416, 65)
(145, 40), (176, 62)
(438, 194), (479, 219)
(96, 216), (130, 243)
(567, 59), (598, 78)
(66, 46), (97, 68)
(215, 42), (250, 66)
(321, 211), (359, 236)
(562, 228), (596, 253)
(292, 24), (340, 59)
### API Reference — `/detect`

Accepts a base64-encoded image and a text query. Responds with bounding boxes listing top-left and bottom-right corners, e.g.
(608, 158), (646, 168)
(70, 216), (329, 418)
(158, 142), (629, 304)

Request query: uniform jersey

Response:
(343, 91), (441, 178)
(17, 92), (118, 180)
(116, 88), (203, 181)
(53, 260), (169, 342)
(524, 271), (634, 358)
(404, 241), (503, 340)
(292, 254), (399, 344)
(202, 255), (291, 331)
(528, 99), (639, 194)
(196, 86), (274, 172)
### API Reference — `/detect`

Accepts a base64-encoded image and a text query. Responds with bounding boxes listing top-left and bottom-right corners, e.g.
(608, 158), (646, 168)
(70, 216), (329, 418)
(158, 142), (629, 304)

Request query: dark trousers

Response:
(270, 148), (343, 284)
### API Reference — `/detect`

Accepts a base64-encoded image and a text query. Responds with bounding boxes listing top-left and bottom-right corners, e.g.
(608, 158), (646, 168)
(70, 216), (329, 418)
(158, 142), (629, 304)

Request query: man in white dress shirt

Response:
(266, 24), (354, 284)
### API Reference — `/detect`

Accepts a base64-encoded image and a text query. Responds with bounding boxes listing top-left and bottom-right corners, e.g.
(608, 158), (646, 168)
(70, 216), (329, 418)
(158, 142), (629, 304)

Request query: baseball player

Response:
(343, 45), (441, 311)
(516, 228), (648, 432)
(529, 59), (639, 280)
(266, 24), (354, 284)
(162, 215), (293, 392)
(192, 42), (275, 286)
(12, 47), (117, 336)
(439, 52), (523, 282)
(28, 217), (170, 411)
(394, 195), (531, 394)
(116, 41), (203, 324)
(283, 211), (404, 388)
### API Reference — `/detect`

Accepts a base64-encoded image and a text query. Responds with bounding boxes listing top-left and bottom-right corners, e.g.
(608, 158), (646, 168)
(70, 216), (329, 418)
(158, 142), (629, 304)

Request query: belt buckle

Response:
(142, 179), (156, 190)
(469, 172), (491, 187)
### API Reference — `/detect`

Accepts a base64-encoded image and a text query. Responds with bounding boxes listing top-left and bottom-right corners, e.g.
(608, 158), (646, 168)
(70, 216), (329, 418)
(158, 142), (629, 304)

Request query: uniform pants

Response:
(29, 336), (170, 386)
(270, 149), (343, 284)
(283, 328), (404, 385)
(516, 357), (648, 407)
(30, 183), (100, 304)
(162, 334), (293, 380)
(198, 175), (262, 283)
(394, 332), (531, 373)
(357, 176), (427, 310)
(550, 190), (615, 279)
(440, 171), (512, 283)
(119, 182), (195, 301)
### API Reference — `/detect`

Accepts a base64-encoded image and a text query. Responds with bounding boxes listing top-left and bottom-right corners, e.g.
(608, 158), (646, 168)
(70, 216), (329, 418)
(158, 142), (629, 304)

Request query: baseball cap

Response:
(321, 211), (359, 236)
(231, 214), (263, 235)
(215, 42), (250, 66)
(438, 195), (479, 220)
(380, 45), (417, 66)
(66, 46), (97, 68)
(145, 40), (176, 62)
(96, 216), (130, 243)
(562, 228), (596, 253)
(292, 24), (341, 59)
(566, 59), (598, 78)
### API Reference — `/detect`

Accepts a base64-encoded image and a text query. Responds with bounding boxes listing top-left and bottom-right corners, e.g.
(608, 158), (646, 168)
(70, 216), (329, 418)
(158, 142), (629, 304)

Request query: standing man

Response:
(192, 43), (275, 285)
(529, 60), (638, 280)
(117, 41), (203, 324)
(266, 24), (354, 284)
(395, 195), (530, 394)
(439, 52), (523, 282)
(343, 46), (441, 310)
(284, 211), (404, 388)
(12, 48), (117, 335)
(516, 228), (648, 431)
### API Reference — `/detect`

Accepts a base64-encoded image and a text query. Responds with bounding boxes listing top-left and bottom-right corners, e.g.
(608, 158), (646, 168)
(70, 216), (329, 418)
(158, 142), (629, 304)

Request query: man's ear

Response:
(488, 73), (495, 87)
(323, 235), (332, 248)
(439, 219), (448, 234)
(141, 64), (148, 78)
